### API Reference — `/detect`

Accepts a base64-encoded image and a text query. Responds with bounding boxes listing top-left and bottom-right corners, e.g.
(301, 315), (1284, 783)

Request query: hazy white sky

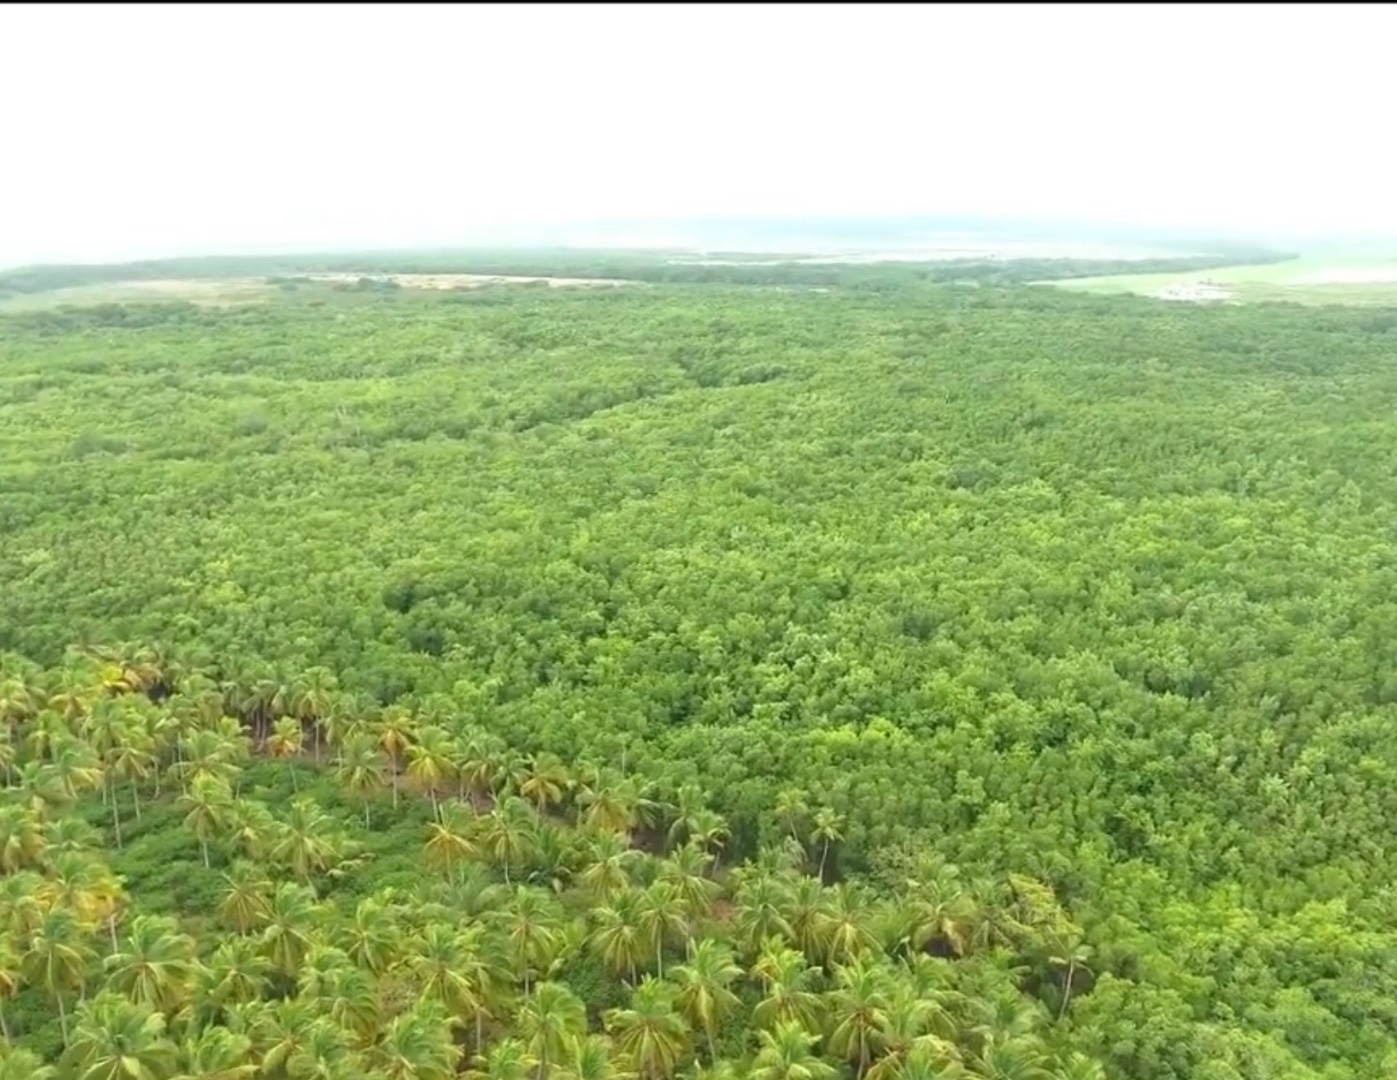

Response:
(1, 3), (1393, 265)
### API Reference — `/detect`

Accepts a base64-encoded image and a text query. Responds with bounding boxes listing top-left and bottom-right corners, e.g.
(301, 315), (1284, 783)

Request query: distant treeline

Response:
(0, 245), (1296, 297)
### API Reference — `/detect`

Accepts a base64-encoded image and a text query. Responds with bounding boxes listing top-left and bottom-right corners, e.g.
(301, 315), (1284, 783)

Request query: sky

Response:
(1, 3), (1394, 266)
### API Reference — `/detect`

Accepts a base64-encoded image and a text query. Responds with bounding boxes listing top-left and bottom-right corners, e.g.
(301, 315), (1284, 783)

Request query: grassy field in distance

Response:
(1043, 246), (1397, 305)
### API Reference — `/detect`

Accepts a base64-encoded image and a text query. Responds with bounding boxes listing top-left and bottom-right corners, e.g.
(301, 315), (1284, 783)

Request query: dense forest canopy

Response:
(1, 268), (1396, 1080)
(0, 243), (1296, 297)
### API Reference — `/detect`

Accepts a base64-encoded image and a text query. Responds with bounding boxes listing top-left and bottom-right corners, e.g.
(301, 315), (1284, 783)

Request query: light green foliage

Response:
(0, 266), (1396, 1077)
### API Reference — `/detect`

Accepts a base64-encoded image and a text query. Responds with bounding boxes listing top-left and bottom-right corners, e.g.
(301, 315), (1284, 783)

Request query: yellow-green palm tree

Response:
(588, 891), (648, 984)
(604, 977), (691, 1080)
(104, 914), (200, 1015)
(749, 1022), (839, 1080)
(636, 881), (691, 979)
(751, 940), (823, 1033)
(268, 797), (344, 886)
(0, 804), (47, 873)
(519, 754), (571, 815)
(0, 1045), (55, 1080)
(63, 992), (177, 1080)
(406, 725), (459, 820)
(372, 1001), (463, 1080)
(178, 775), (233, 869)
(170, 1025), (258, 1080)
(266, 716), (304, 792)
(374, 707), (416, 809)
(517, 981), (586, 1080)
(825, 958), (891, 1080)
(554, 1035), (622, 1080)
(259, 881), (321, 978)
(218, 863), (272, 935)
(407, 923), (497, 1047)
(671, 939), (743, 1062)
(333, 734), (385, 828)
(424, 804), (479, 881)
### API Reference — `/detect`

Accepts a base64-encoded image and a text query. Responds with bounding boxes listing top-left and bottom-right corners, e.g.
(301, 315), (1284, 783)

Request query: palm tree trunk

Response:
(819, 839), (830, 882)
(56, 991), (68, 1046)
(200, 838), (210, 869)
(289, 763), (298, 793)
(110, 789), (123, 849)
(364, 802), (372, 830)
(391, 769), (399, 809)
(0, 1000), (10, 1043)
(131, 780), (141, 821)
(1058, 959), (1076, 1020)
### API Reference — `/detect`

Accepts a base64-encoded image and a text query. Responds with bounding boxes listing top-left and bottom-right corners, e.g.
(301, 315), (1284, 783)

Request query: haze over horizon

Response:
(2, 3), (1394, 267)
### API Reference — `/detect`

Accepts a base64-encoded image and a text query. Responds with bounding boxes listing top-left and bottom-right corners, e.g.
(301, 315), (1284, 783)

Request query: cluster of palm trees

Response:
(0, 652), (1101, 1080)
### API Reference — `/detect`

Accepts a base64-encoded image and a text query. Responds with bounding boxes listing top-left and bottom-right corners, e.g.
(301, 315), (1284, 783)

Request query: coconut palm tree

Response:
(169, 1025), (258, 1080)
(516, 981), (587, 1080)
(480, 798), (539, 886)
(467, 1038), (535, 1080)
(971, 1039), (1051, 1080)
(810, 808), (843, 882)
(323, 963), (381, 1044)
(604, 976), (691, 1080)
(408, 923), (490, 1035)
(749, 1021), (839, 1080)
(889, 1044), (967, 1080)
(406, 725), (459, 820)
(773, 790), (809, 845)
(333, 734), (384, 828)
(0, 871), (45, 939)
(250, 996), (318, 1078)
(496, 887), (564, 996)
(554, 1034), (623, 1080)
(821, 884), (878, 968)
(864, 983), (961, 1080)
(783, 877), (834, 965)
(285, 1016), (366, 1080)
(374, 707), (416, 809)
(103, 720), (157, 843)
(751, 940), (823, 1033)
(218, 863), (272, 935)
(63, 992), (177, 1080)
(658, 844), (719, 921)
(424, 804), (479, 882)
(344, 894), (405, 977)
(178, 775), (233, 869)
(0, 934), (20, 1043)
(0, 1046), (54, 1080)
(588, 891), (648, 984)
(372, 1002), (462, 1080)
(104, 914), (200, 1015)
(259, 881), (321, 978)
(671, 938), (743, 1062)
(194, 937), (272, 1024)
(46, 737), (105, 806)
(519, 754), (572, 816)
(577, 831), (643, 901)
(266, 716), (304, 792)
(636, 881), (691, 979)
(268, 797), (344, 886)
(825, 958), (891, 1080)
(0, 804), (47, 873)
(735, 874), (795, 958)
